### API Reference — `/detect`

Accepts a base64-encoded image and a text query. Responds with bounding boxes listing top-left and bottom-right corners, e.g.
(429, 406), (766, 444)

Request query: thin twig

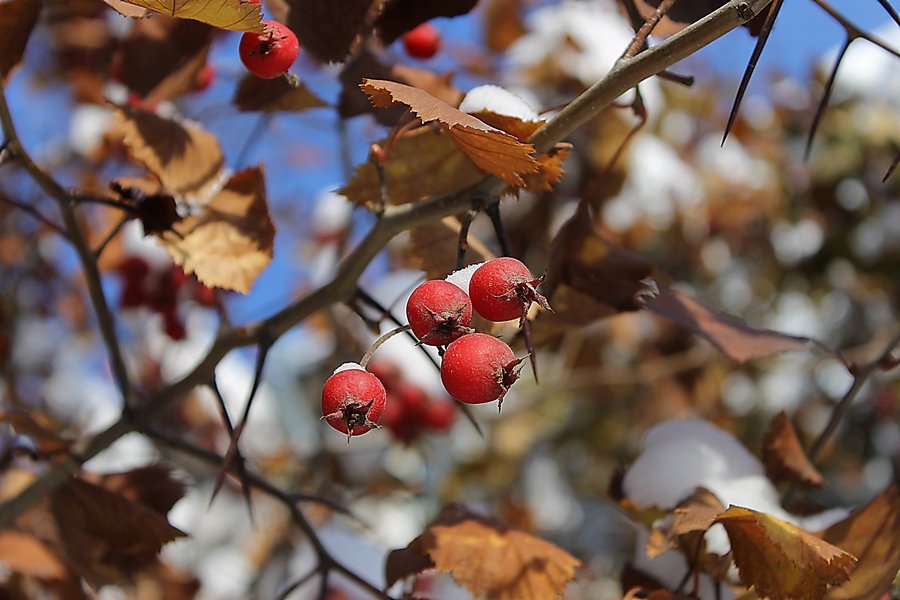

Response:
(359, 324), (411, 368)
(207, 377), (255, 519)
(0, 193), (68, 237)
(93, 214), (129, 260)
(623, 0), (679, 58)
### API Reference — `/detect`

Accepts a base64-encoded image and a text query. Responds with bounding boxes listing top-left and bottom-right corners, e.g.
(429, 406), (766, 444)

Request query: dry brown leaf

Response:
(93, 464), (187, 516)
(117, 16), (213, 102)
(340, 126), (483, 207)
(390, 64), (463, 108)
(0, 0), (41, 82)
(763, 411), (824, 487)
(408, 217), (493, 280)
(375, 0), (478, 44)
(386, 505), (580, 600)
(115, 104), (226, 199)
(522, 142), (571, 192)
(0, 530), (68, 580)
(116, 0), (263, 31)
(362, 79), (539, 186)
(715, 506), (856, 600)
(823, 484), (900, 600)
(482, 0), (527, 52)
(468, 111), (543, 142)
(233, 73), (328, 112)
(103, 0), (149, 17)
(157, 167), (274, 293)
(51, 476), (187, 587)
(268, 0), (375, 62)
(646, 487), (725, 560)
(642, 285), (812, 363)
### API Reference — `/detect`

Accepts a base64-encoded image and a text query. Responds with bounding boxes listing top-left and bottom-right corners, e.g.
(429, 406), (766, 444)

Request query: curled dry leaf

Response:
(116, 0), (263, 32)
(763, 411), (824, 488)
(93, 464), (187, 516)
(340, 126), (483, 207)
(822, 484), (900, 600)
(0, 0), (41, 82)
(233, 73), (328, 112)
(362, 79), (539, 186)
(715, 506), (856, 600)
(642, 284), (812, 363)
(267, 0), (375, 63)
(646, 487), (725, 559)
(157, 167), (275, 293)
(385, 504), (580, 600)
(115, 104), (226, 201)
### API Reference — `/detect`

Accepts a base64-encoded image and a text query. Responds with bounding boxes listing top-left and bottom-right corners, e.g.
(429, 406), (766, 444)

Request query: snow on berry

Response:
(239, 20), (300, 79)
(469, 257), (551, 325)
(444, 262), (484, 296)
(406, 280), (474, 346)
(440, 333), (524, 407)
(322, 366), (386, 439)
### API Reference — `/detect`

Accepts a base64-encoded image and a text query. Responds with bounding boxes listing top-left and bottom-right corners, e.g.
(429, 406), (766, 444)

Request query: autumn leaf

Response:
(0, 530), (68, 580)
(157, 167), (275, 293)
(408, 217), (494, 281)
(646, 487), (725, 559)
(715, 506), (856, 600)
(642, 285), (812, 363)
(763, 411), (824, 487)
(386, 505), (580, 600)
(103, 0), (149, 18)
(266, 0), (375, 62)
(375, 0), (478, 44)
(115, 104), (226, 200)
(340, 126), (483, 207)
(822, 484), (900, 600)
(233, 73), (328, 112)
(362, 79), (540, 186)
(116, 0), (263, 32)
(482, 0), (527, 53)
(0, 0), (41, 82)
(93, 464), (187, 516)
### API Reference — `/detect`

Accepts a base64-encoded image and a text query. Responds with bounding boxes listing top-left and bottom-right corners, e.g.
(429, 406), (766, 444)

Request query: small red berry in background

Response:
(193, 63), (215, 92)
(440, 333), (524, 407)
(402, 23), (441, 60)
(469, 257), (551, 325)
(406, 280), (474, 346)
(239, 20), (300, 79)
(321, 365), (386, 439)
(370, 359), (457, 442)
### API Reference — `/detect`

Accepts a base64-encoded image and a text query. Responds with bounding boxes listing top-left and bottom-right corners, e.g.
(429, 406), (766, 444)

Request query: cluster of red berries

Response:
(116, 255), (216, 340)
(370, 361), (456, 443)
(321, 257), (549, 439)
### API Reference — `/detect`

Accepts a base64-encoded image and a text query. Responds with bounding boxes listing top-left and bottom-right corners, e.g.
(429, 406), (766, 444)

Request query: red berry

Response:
(162, 309), (186, 340)
(440, 333), (524, 407)
(402, 23), (441, 60)
(406, 280), (473, 346)
(424, 400), (456, 431)
(469, 257), (550, 325)
(239, 20), (300, 79)
(193, 63), (215, 92)
(321, 366), (386, 438)
(117, 256), (150, 282)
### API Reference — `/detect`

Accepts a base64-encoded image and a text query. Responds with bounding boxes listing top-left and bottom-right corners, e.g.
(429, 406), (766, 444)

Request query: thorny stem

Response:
(0, 0), (775, 533)
(359, 324), (411, 368)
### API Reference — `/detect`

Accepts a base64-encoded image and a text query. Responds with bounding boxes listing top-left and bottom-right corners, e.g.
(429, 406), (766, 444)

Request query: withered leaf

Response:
(763, 411), (824, 488)
(268, 0), (375, 63)
(115, 104), (226, 200)
(157, 167), (275, 293)
(646, 487), (725, 559)
(375, 0), (478, 44)
(233, 73), (328, 112)
(386, 505), (580, 600)
(822, 484), (900, 600)
(103, 0), (149, 17)
(117, 16), (213, 102)
(642, 285), (811, 363)
(51, 476), (187, 587)
(409, 217), (493, 281)
(715, 506), (856, 600)
(523, 142), (571, 193)
(482, 0), (527, 53)
(94, 464), (187, 516)
(340, 126), (483, 207)
(362, 79), (539, 186)
(0, 530), (68, 580)
(0, 0), (41, 82)
(116, 0), (263, 31)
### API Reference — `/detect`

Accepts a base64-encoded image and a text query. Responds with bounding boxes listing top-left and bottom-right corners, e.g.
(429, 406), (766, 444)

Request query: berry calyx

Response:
(402, 23), (441, 60)
(469, 257), (551, 325)
(440, 333), (524, 408)
(406, 280), (474, 346)
(239, 20), (300, 79)
(321, 364), (386, 440)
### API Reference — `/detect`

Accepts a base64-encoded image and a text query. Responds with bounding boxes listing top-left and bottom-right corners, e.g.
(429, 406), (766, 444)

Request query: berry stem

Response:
(359, 324), (411, 368)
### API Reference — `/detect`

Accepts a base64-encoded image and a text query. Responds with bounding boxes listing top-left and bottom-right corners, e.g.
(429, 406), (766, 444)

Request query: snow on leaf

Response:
(340, 126), (483, 207)
(267, 0), (374, 62)
(0, 0), (41, 82)
(233, 73), (328, 112)
(116, 0), (263, 32)
(157, 167), (274, 293)
(362, 79), (539, 186)
(642, 285), (812, 362)
(386, 505), (580, 600)
(0, 531), (68, 580)
(822, 484), (900, 600)
(763, 411), (824, 488)
(715, 506), (856, 600)
(115, 104), (226, 200)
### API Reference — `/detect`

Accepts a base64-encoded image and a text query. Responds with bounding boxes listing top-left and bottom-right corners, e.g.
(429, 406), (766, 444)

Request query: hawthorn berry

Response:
(193, 63), (215, 92)
(440, 333), (524, 407)
(406, 280), (474, 346)
(469, 257), (550, 325)
(239, 20), (299, 79)
(402, 23), (441, 60)
(321, 364), (386, 439)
